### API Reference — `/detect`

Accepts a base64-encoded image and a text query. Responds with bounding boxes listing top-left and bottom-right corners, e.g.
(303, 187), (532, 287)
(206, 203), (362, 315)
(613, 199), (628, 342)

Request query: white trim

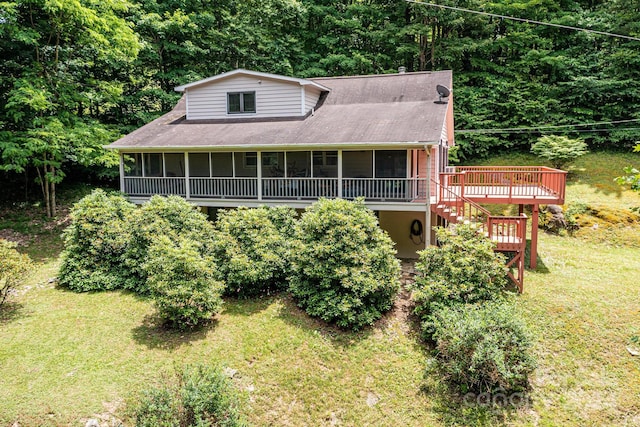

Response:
(119, 153), (125, 192)
(184, 152), (190, 198)
(110, 141), (439, 153)
(337, 150), (343, 198)
(257, 151), (262, 201)
(174, 69), (331, 93)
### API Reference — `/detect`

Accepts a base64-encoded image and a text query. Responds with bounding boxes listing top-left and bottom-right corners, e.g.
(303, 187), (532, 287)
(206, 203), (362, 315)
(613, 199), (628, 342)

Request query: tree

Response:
(531, 135), (588, 169)
(0, 239), (33, 308)
(0, 0), (139, 216)
(615, 143), (640, 191)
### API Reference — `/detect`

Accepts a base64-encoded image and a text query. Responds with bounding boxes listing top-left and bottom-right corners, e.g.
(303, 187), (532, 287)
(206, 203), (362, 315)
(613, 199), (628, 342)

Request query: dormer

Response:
(174, 69), (331, 121)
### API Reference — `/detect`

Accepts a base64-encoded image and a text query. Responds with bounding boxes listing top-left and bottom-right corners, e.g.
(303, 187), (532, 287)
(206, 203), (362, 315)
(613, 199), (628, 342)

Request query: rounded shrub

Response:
(289, 198), (400, 330)
(430, 301), (536, 394)
(123, 195), (219, 293)
(214, 206), (296, 297)
(0, 239), (33, 307)
(133, 364), (247, 427)
(412, 224), (510, 339)
(145, 235), (224, 330)
(58, 189), (135, 292)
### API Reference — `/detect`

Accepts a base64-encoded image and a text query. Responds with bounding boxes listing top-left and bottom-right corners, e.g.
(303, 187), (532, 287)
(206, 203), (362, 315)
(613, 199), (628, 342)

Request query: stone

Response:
(366, 392), (380, 407)
(85, 419), (100, 427)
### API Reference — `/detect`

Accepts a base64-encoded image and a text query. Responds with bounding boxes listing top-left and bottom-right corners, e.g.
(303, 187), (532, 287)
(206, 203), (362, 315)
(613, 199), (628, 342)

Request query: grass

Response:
(1, 155), (640, 426)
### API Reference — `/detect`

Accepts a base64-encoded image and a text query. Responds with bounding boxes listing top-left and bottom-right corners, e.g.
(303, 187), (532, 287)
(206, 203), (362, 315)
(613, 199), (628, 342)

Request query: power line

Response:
(456, 127), (640, 134)
(458, 118), (640, 134)
(404, 0), (640, 42)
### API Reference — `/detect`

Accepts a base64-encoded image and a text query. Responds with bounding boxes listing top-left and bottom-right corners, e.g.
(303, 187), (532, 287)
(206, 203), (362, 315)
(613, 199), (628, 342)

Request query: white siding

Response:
(186, 76), (305, 120)
(305, 87), (322, 113)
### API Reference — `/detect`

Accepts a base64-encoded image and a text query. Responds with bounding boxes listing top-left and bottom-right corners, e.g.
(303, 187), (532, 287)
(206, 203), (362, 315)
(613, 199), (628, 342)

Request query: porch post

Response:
(530, 204), (539, 269)
(184, 152), (190, 198)
(425, 148), (431, 246)
(337, 150), (343, 198)
(257, 151), (263, 201)
(119, 153), (125, 193)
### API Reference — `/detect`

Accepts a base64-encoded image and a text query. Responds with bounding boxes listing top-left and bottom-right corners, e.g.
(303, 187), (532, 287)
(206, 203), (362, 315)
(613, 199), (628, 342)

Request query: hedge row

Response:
(411, 224), (536, 395)
(58, 190), (400, 330)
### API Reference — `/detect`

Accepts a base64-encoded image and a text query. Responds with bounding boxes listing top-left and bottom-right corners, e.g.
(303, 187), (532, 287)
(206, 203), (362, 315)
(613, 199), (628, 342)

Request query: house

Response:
(108, 68), (567, 291)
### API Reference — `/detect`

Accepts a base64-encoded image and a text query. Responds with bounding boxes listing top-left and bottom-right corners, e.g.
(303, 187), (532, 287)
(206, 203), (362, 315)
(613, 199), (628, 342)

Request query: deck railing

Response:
(124, 176), (428, 202)
(124, 177), (186, 196)
(442, 166), (566, 203)
(433, 179), (527, 253)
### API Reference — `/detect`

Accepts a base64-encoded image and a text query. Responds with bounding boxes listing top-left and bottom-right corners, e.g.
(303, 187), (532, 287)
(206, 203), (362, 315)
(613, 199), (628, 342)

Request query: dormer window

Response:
(227, 91), (256, 114)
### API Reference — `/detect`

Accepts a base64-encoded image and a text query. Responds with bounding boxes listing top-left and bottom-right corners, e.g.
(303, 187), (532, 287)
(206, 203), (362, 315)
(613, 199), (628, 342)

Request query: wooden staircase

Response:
(431, 179), (527, 292)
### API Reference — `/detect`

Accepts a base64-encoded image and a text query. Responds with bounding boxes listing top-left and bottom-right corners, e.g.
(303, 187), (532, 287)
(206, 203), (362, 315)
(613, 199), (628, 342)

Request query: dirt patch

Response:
(0, 229), (31, 246)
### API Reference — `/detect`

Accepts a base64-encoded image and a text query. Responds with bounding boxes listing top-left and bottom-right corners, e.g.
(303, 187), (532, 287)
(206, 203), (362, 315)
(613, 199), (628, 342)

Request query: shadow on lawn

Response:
(131, 314), (216, 350)
(421, 372), (531, 427)
(0, 301), (27, 325)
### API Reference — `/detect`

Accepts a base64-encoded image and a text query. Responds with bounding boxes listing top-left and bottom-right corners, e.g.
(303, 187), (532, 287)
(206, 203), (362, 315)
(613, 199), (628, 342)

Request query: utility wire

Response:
(458, 127), (640, 135)
(404, 0), (640, 42)
(458, 118), (640, 134)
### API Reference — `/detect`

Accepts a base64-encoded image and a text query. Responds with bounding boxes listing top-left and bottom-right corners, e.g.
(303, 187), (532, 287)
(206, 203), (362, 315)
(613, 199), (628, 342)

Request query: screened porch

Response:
(120, 149), (430, 203)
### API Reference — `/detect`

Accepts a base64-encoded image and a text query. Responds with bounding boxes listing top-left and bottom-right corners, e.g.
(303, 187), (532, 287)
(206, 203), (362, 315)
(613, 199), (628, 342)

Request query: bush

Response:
(289, 198), (400, 330)
(0, 239), (33, 308)
(214, 206), (296, 297)
(430, 302), (536, 394)
(412, 225), (510, 339)
(123, 195), (219, 293)
(133, 364), (247, 427)
(145, 235), (224, 330)
(58, 189), (135, 292)
(531, 135), (588, 169)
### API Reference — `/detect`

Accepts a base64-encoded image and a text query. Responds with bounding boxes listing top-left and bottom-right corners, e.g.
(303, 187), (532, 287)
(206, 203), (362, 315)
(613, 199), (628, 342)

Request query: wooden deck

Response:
(430, 165), (569, 293)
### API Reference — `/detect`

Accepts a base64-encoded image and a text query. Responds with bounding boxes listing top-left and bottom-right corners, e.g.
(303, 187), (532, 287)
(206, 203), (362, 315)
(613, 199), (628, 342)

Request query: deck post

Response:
(257, 152), (263, 201)
(337, 150), (343, 198)
(184, 152), (190, 198)
(530, 204), (539, 269)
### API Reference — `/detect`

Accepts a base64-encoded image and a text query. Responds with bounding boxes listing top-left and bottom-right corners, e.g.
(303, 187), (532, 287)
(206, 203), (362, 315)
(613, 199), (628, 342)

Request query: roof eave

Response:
(106, 141), (438, 152)
(174, 69), (331, 93)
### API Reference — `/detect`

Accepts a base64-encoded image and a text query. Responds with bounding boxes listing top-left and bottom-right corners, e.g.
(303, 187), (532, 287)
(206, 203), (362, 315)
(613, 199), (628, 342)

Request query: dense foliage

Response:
(430, 302), (536, 394)
(145, 236), (224, 330)
(413, 225), (510, 338)
(0, 239), (32, 307)
(123, 195), (219, 293)
(58, 190), (135, 292)
(2, 0), (639, 212)
(133, 364), (247, 427)
(531, 135), (589, 169)
(215, 206), (296, 297)
(289, 198), (400, 330)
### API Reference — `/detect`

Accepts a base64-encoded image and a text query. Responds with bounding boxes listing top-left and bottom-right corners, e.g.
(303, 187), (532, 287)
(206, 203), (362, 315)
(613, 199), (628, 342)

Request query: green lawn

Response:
(1, 152), (639, 426)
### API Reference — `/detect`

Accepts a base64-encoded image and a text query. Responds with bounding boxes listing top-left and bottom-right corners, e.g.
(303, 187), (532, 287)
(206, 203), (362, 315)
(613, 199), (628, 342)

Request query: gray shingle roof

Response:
(108, 70), (452, 151)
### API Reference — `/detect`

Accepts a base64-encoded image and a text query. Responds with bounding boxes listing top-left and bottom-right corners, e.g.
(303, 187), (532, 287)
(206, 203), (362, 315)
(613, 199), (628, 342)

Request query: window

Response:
(243, 152), (257, 168)
(375, 150), (407, 178)
(144, 153), (163, 177)
(227, 92), (256, 114)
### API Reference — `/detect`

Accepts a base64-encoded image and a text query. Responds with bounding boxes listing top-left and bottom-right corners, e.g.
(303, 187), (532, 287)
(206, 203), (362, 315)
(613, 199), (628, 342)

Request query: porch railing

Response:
(124, 176), (428, 202)
(262, 178), (338, 199)
(441, 166), (566, 203)
(124, 177), (186, 196)
(190, 178), (258, 199)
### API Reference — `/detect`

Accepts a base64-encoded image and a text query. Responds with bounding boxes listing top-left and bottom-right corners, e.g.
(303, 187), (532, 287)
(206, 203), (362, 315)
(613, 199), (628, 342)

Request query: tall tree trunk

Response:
(50, 166), (56, 217)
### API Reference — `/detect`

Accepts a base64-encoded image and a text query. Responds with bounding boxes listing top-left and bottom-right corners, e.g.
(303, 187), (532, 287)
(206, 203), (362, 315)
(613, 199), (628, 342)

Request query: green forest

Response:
(1, 0), (639, 205)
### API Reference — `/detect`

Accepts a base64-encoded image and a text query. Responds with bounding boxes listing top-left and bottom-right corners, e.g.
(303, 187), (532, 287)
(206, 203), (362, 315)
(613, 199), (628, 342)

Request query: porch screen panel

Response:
(143, 153), (163, 177)
(262, 152), (285, 177)
(190, 153), (210, 177)
(165, 153), (185, 177)
(124, 153), (142, 177)
(343, 151), (373, 178)
(375, 150), (407, 178)
(286, 152), (310, 177)
(312, 151), (337, 177)
(235, 152), (258, 177)
(211, 153), (233, 177)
